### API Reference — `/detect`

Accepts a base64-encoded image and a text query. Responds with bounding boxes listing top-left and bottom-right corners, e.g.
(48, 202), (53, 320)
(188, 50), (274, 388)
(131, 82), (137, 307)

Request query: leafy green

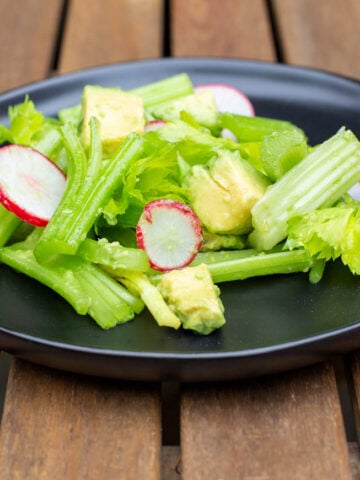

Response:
(287, 196), (360, 274)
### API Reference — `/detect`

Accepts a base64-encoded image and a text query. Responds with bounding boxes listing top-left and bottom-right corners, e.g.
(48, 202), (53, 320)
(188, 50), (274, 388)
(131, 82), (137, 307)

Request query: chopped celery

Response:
(0, 231), (143, 328)
(204, 249), (313, 283)
(130, 73), (193, 108)
(309, 258), (326, 284)
(219, 113), (304, 143)
(149, 90), (218, 130)
(0, 205), (22, 247)
(77, 237), (150, 272)
(34, 120), (144, 262)
(250, 128), (360, 251)
(192, 249), (258, 266)
(119, 271), (181, 329)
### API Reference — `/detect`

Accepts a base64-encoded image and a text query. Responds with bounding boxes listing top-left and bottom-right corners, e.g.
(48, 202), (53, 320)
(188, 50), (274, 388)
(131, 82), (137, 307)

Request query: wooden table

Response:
(0, 1), (360, 478)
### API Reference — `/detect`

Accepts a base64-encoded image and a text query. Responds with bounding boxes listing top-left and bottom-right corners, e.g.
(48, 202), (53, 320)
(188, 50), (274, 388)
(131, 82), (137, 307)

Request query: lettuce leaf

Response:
(101, 134), (187, 227)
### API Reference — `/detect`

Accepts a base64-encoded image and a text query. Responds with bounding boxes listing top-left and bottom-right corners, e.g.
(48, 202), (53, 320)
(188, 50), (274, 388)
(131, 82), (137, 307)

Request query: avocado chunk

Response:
(185, 150), (270, 235)
(157, 263), (225, 335)
(81, 85), (145, 156)
(149, 90), (218, 129)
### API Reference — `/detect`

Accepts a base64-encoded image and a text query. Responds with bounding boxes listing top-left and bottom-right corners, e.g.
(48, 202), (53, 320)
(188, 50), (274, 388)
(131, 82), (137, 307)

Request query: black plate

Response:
(0, 58), (360, 382)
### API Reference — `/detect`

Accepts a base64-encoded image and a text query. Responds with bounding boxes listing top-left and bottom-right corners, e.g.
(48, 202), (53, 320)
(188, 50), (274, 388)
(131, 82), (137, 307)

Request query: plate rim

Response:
(1, 57), (360, 380)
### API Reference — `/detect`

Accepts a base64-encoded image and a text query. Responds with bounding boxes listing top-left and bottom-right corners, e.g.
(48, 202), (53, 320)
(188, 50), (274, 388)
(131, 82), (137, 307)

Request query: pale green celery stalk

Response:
(119, 271), (181, 329)
(309, 258), (326, 284)
(205, 249), (313, 283)
(76, 264), (144, 328)
(191, 249), (257, 266)
(250, 128), (360, 251)
(77, 237), (150, 272)
(1, 231), (143, 328)
(0, 205), (22, 247)
(34, 125), (62, 159)
(0, 243), (91, 315)
(130, 73), (193, 108)
(219, 113), (303, 143)
(35, 119), (143, 262)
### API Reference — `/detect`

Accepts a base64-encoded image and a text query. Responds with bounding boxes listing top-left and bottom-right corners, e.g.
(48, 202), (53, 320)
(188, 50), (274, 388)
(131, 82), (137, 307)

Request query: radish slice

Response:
(144, 120), (166, 132)
(348, 182), (360, 201)
(0, 144), (66, 227)
(136, 199), (203, 272)
(194, 83), (255, 117)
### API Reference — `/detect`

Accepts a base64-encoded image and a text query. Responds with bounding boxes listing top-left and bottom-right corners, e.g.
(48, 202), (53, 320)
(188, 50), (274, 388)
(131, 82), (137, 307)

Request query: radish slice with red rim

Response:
(194, 83), (255, 117)
(144, 120), (166, 132)
(136, 199), (203, 272)
(0, 144), (66, 227)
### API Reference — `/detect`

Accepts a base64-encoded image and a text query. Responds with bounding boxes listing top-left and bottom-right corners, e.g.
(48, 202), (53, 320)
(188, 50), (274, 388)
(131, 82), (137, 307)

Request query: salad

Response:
(0, 73), (359, 335)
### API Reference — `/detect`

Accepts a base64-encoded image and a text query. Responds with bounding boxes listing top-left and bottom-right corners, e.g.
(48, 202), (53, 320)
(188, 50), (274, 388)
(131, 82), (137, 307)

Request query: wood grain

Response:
(273, 0), (360, 78)
(0, 0), (64, 90)
(0, 359), (161, 480)
(58, 0), (163, 73)
(171, 0), (275, 60)
(181, 363), (352, 480)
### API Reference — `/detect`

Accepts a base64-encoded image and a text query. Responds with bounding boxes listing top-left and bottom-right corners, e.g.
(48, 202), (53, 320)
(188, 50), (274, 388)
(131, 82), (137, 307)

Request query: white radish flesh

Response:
(136, 199), (203, 271)
(0, 144), (66, 227)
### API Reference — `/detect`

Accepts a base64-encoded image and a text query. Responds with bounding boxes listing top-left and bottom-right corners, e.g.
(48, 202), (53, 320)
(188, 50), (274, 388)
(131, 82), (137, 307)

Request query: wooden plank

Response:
(0, 0), (64, 90)
(171, 0), (275, 60)
(272, 0), (360, 78)
(58, 0), (163, 73)
(0, 359), (161, 480)
(181, 363), (352, 480)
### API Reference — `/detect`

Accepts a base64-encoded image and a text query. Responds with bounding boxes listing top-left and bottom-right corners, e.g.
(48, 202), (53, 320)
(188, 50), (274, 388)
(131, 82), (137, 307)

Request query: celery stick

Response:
(309, 258), (326, 284)
(219, 113), (304, 143)
(130, 73), (193, 108)
(119, 271), (181, 329)
(206, 249), (313, 283)
(250, 128), (360, 251)
(0, 205), (22, 247)
(77, 237), (150, 272)
(35, 121), (143, 262)
(0, 245), (91, 315)
(191, 249), (257, 266)
(1, 233), (143, 328)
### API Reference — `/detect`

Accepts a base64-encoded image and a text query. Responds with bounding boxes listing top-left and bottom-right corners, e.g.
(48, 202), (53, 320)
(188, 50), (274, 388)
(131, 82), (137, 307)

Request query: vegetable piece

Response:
(194, 83), (255, 116)
(158, 263), (225, 335)
(260, 129), (308, 181)
(136, 199), (203, 271)
(34, 120), (144, 262)
(286, 196), (360, 275)
(81, 85), (145, 156)
(200, 230), (245, 251)
(194, 248), (313, 283)
(77, 237), (150, 272)
(0, 204), (22, 247)
(219, 112), (304, 143)
(0, 144), (66, 227)
(185, 150), (269, 234)
(249, 128), (360, 251)
(131, 73), (194, 108)
(144, 120), (166, 132)
(119, 271), (181, 329)
(0, 229), (143, 328)
(149, 90), (218, 130)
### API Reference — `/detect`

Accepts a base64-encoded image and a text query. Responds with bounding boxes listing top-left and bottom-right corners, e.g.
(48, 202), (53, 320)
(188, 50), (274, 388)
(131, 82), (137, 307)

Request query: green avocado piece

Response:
(185, 150), (270, 235)
(157, 263), (225, 335)
(81, 85), (145, 156)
